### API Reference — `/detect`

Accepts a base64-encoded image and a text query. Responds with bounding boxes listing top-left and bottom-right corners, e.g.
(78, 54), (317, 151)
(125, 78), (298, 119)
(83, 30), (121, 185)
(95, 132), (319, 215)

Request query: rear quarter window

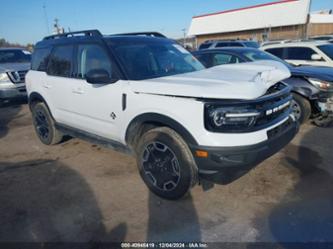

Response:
(31, 48), (51, 71)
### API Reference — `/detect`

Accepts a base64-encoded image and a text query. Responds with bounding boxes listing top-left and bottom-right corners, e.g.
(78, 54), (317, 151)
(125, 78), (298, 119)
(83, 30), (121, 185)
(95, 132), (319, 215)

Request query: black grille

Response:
(7, 70), (28, 84)
(267, 117), (294, 139)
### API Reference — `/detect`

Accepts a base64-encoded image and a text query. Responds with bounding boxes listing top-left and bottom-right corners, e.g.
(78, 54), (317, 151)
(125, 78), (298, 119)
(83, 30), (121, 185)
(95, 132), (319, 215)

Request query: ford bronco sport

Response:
(26, 30), (298, 200)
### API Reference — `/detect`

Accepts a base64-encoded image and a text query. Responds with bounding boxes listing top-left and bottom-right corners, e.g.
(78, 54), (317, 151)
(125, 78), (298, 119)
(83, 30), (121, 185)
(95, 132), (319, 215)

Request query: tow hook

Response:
(199, 178), (215, 191)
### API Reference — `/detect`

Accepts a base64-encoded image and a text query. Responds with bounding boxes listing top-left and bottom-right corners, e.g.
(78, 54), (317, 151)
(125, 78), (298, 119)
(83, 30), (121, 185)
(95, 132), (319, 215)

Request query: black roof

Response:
(0, 47), (28, 51)
(35, 29), (170, 49)
(202, 39), (258, 43)
(193, 47), (258, 54)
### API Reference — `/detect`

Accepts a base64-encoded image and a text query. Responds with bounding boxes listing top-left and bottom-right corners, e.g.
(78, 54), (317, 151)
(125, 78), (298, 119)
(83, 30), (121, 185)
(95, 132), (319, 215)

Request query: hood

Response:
(0, 62), (30, 73)
(290, 65), (333, 82)
(130, 60), (291, 100)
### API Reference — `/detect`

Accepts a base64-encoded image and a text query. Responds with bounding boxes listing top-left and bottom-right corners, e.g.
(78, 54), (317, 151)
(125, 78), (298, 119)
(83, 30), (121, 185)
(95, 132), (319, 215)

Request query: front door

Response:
(65, 43), (125, 141)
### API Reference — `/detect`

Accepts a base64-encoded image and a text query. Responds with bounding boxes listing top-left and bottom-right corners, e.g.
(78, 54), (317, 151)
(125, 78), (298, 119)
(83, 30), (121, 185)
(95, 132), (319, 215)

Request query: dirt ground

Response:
(0, 100), (332, 244)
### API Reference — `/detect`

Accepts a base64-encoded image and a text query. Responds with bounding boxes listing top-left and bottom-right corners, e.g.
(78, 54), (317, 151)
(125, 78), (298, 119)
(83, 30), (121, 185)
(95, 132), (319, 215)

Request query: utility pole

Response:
(182, 28), (186, 47)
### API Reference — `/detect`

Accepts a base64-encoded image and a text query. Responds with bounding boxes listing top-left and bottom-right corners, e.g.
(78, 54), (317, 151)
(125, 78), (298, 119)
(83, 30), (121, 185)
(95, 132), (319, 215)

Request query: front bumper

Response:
(311, 91), (333, 113)
(0, 87), (27, 100)
(191, 117), (298, 184)
(317, 96), (333, 113)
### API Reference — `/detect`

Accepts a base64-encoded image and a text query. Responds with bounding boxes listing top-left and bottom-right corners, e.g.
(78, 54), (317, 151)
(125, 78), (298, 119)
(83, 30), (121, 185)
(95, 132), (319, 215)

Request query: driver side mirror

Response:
(86, 69), (118, 84)
(311, 54), (323, 61)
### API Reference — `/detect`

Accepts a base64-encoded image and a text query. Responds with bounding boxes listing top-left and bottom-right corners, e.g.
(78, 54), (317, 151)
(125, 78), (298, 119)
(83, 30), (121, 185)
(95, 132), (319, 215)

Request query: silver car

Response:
(0, 48), (31, 101)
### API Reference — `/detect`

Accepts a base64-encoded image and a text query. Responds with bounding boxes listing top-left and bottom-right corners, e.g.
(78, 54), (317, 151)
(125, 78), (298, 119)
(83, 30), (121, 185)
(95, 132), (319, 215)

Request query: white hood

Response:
(130, 60), (291, 100)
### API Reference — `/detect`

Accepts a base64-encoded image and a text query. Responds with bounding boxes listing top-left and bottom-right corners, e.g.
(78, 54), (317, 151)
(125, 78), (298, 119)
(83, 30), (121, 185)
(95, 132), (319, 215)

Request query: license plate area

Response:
(267, 118), (293, 140)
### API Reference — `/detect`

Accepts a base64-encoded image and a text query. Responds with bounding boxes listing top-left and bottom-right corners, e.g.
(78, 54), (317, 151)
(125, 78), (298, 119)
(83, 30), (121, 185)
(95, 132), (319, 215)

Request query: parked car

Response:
(0, 48), (31, 102)
(198, 40), (259, 50)
(262, 41), (333, 68)
(193, 47), (333, 126)
(26, 30), (298, 200)
(260, 40), (293, 47)
(309, 35), (333, 43)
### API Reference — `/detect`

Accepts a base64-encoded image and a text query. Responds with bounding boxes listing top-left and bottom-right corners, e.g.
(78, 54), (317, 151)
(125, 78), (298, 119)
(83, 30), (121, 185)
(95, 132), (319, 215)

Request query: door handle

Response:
(72, 88), (84, 94)
(43, 83), (52, 89)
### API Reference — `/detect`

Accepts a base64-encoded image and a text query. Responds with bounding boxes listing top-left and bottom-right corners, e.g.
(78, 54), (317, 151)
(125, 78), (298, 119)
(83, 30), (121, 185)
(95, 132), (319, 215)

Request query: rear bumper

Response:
(0, 87), (27, 100)
(191, 117), (298, 184)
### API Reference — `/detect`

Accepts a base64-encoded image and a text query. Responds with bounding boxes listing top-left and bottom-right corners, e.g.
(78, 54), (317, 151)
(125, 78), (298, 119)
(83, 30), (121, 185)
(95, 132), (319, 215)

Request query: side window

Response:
(229, 42), (243, 47)
(47, 45), (73, 77)
(212, 53), (240, 66)
(216, 42), (228, 48)
(199, 43), (212, 50)
(77, 44), (112, 79)
(31, 48), (51, 71)
(265, 48), (284, 59)
(195, 54), (212, 68)
(285, 47), (317, 60)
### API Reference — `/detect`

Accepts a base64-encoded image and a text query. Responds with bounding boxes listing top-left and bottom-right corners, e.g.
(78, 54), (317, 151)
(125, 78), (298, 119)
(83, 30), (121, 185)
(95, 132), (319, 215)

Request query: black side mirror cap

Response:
(86, 69), (118, 84)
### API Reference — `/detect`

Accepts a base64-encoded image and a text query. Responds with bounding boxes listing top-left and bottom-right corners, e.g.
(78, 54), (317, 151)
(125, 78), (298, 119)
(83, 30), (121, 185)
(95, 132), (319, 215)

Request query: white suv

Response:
(262, 41), (333, 68)
(26, 30), (298, 199)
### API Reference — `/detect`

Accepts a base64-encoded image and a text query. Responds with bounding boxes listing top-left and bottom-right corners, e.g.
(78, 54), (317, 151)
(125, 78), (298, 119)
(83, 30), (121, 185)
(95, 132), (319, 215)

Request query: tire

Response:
(136, 127), (198, 200)
(291, 93), (311, 124)
(31, 102), (64, 145)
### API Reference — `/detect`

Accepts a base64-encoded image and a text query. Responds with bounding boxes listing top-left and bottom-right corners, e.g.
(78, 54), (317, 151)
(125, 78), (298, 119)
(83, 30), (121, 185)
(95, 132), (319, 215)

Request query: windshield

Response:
(0, 49), (31, 63)
(243, 41), (259, 48)
(239, 49), (290, 67)
(318, 44), (333, 60)
(111, 41), (204, 80)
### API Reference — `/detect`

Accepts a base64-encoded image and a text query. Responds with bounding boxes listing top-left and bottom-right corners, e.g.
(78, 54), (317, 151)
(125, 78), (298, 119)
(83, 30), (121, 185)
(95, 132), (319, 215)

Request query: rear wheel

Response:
(291, 93), (311, 124)
(136, 127), (198, 200)
(31, 102), (64, 145)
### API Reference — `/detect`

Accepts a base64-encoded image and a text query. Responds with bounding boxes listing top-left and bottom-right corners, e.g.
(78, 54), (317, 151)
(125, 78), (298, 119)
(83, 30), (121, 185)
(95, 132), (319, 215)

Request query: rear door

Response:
(45, 44), (75, 123)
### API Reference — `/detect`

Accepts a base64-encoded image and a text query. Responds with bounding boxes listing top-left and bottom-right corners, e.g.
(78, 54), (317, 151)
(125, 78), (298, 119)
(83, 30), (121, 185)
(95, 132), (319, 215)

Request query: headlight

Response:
(205, 106), (260, 132)
(308, 78), (333, 91)
(0, 72), (11, 83)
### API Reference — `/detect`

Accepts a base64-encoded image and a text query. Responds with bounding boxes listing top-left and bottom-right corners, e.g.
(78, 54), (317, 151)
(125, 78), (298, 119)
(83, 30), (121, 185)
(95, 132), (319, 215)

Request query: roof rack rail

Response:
(43, 29), (102, 40)
(112, 32), (166, 38)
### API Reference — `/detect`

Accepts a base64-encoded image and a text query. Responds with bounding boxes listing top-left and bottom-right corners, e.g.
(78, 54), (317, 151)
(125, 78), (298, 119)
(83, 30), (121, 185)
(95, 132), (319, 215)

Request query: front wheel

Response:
(136, 127), (198, 200)
(291, 93), (311, 124)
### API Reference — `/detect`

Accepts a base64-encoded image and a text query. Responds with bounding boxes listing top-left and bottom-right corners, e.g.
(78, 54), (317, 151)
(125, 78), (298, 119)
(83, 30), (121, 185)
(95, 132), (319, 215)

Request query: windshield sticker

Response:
(22, 50), (31, 55)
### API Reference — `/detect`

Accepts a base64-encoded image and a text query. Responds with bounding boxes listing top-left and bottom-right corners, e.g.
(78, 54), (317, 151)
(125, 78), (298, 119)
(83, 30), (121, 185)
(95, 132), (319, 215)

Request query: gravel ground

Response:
(0, 100), (332, 244)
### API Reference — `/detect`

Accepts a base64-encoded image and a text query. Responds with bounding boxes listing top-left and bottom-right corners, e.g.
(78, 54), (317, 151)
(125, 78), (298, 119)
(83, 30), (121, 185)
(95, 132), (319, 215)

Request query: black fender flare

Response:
(125, 113), (198, 146)
(28, 92), (55, 118)
(291, 87), (315, 99)
(28, 92), (47, 108)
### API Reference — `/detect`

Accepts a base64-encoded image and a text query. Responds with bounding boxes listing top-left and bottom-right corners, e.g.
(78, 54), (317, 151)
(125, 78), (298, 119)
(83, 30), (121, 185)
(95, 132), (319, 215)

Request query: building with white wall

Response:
(188, 0), (333, 46)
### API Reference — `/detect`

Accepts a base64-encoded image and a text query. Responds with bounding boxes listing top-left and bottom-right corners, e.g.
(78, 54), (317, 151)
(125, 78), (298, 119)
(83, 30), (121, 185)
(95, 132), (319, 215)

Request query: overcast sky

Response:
(0, 0), (331, 44)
